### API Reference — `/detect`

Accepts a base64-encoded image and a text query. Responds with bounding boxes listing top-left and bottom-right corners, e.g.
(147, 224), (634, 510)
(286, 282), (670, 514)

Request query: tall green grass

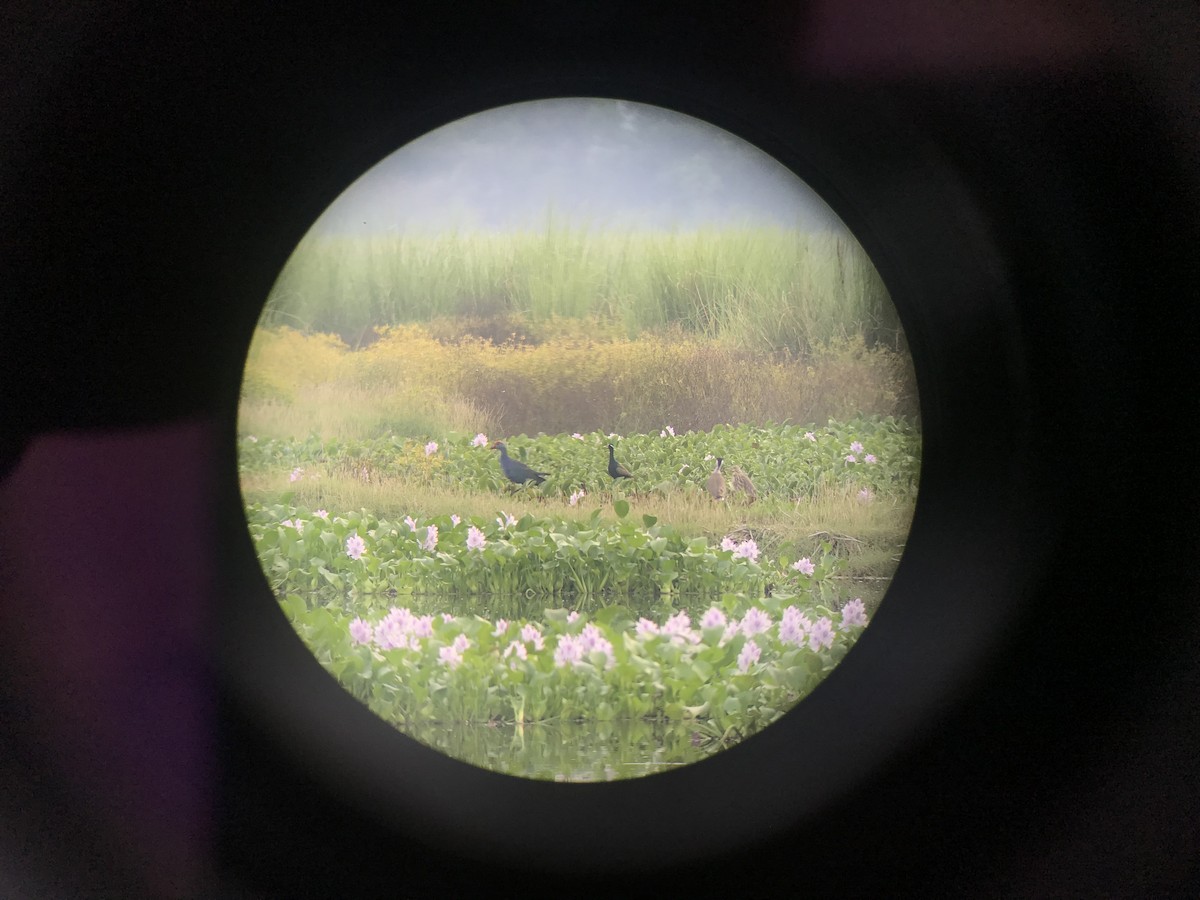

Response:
(262, 224), (897, 354)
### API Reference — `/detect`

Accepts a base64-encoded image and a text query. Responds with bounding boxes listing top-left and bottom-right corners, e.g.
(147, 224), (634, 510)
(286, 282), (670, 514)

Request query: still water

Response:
(402, 716), (727, 781)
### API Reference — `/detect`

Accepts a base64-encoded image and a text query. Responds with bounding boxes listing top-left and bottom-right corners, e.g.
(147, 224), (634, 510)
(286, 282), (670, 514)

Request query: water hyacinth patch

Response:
(246, 503), (788, 616)
(238, 417), (919, 503)
(281, 590), (870, 774)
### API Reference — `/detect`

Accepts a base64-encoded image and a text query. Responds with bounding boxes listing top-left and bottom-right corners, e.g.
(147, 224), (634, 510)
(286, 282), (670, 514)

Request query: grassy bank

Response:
(239, 324), (917, 440)
(262, 226), (899, 353)
(239, 419), (919, 606)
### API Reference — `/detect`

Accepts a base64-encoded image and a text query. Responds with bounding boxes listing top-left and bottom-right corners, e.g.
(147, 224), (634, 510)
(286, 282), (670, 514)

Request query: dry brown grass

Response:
(239, 325), (917, 441)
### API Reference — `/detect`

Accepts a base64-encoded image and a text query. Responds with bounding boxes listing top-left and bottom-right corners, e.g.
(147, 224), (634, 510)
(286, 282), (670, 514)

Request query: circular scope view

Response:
(237, 98), (920, 781)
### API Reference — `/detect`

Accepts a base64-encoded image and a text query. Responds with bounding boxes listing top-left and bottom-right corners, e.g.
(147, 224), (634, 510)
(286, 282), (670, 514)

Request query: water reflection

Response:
(403, 716), (729, 781)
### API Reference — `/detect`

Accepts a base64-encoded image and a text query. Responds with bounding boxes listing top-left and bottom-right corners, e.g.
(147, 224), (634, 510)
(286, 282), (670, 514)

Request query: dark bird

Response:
(607, 443), (633, 480)
(728, 464), (757, 502)
(490, 441), (548, 485)
(707, 457), (726, 501)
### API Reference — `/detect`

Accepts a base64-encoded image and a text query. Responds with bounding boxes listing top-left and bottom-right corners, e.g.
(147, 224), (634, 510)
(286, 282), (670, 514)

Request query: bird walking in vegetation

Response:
(607, 443), (633, 480)
(728, 464), (757, 502)
(490, 441), (548, 486)
(707, 457), (726, 501)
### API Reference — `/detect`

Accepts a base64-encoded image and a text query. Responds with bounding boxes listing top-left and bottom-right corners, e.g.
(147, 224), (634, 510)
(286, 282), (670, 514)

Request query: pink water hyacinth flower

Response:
(554, 634), (585, 667)
(841, 598), (869, 630)
(567, 610), (580, 623)
(424, 441), (438, 456)
(740, 606), (772, 636)
(441, 613), (455, 624)
(845, 454), (857, 463)
(421, 525), (438, 552)
(850, 441), (864, 454)
(737, 640), (762, 673)
(635, 617), (660, 638)
(289, 467), (304, 482)
(660, 425), (675, 437)
(380, 606), (415, 635)
(345, 533), (366, 560)
(569, 488), (586, 507)
(314, 509), (328, 518)
(439, 645), (464, 669)
(374, 618), (410, 651)
(349, 618), (373, 645)
(792, 557), (815, 576)
(721, 619), (741, 646)
(452, 633), (471, 653)
(497, 512), (517, 527)
(414, 615), (435, 638)
(450, 514), (461, 527)
(732, 539), (760, 563)
(472, 433), (489, 447)
(571, 432), (584, 440)
(503, 640), (528, 662)
(720, 536), (737, 552)
(663, 611), (700, 644)
(466, 526), (486, 551)
(281, 519), (294, 529)
(700, 607), (727, 630)
(520, 623), (545, 650)
(579, 623), (615, 668)
(778, 606), (810, 646)
(804, 431), (816, 442)
(858, 488), (874, 504)
(865, 454), (877, 464)
(809, 617), (835, 650)
(403, 515), (417, 531)
(492, 618), (509, 637)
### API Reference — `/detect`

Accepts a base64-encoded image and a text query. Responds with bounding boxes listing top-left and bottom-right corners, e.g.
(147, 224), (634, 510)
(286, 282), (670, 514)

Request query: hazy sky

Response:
(311, 98), (847, 234)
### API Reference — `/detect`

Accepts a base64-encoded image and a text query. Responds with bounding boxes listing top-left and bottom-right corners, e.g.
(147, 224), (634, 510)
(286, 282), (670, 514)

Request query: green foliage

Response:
(281, 588), (868, 757)
(239, 418), (921, 504)
(247, 503), (777, 616)
(261, 226), (899, 355)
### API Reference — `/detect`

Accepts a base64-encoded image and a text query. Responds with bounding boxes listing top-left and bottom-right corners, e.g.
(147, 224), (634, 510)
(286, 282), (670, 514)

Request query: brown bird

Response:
(706, 457), (726, 501)
(728, 464), (757, 502)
